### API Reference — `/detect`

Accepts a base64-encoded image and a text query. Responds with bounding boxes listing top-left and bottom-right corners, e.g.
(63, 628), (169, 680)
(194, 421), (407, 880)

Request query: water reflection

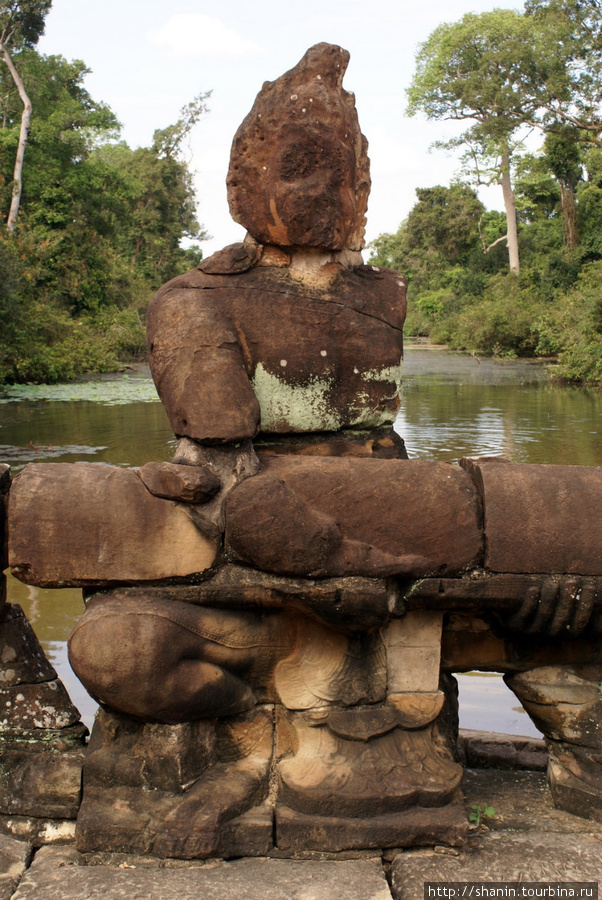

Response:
(456, 673), (539, 737)
(0, 371), (175, 472)
(397, 347), (602, 467)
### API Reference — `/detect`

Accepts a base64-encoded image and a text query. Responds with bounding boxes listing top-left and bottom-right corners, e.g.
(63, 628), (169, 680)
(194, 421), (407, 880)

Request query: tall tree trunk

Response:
(0, 41), (32, 233)
(559, 183), (578, 251)
(499, 148), (520, 276)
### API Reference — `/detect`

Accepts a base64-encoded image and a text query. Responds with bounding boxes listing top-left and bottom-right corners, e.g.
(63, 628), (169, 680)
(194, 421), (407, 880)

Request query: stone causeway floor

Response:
(0, 763), (600, 900)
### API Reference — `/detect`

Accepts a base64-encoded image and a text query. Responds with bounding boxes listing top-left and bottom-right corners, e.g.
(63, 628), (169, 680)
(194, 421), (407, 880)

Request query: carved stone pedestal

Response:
(0, 601), (87, 845)
(506, 665), (602, 823)
(73, 602), (467, 859)
(76, 707), (274, 858)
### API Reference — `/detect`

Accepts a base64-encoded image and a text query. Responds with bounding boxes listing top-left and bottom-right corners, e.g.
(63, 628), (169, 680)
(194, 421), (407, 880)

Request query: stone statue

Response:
(4, 43), (602, 857)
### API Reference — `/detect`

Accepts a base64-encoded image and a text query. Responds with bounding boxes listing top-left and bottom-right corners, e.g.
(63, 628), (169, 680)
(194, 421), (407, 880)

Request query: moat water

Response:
(2, 342), (601, 733)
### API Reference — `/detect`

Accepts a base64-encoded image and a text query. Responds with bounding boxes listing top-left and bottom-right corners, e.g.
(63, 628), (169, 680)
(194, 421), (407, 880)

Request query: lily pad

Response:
(0, 377), (160, 405)
(0, 443), (109, 464)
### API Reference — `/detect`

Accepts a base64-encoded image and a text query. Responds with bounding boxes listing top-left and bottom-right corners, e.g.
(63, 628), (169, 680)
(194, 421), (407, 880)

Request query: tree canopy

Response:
(406, 2), (602, 275)
(396, 1), (602, 383)
(0, 0), (51, 49)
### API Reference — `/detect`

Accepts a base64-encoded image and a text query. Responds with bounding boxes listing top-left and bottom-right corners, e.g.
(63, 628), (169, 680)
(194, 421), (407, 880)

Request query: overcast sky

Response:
(38, 0), (526, 257)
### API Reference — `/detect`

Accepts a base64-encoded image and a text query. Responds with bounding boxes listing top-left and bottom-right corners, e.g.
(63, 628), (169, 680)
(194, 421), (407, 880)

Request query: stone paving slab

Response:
(462, 768), (602, 834)
(390, 770), (602, 900)
(390, 832), (602, 900)
(458, 730), (547, 772)
(11, 846), (393, 900)
(0, 836), (31, 900)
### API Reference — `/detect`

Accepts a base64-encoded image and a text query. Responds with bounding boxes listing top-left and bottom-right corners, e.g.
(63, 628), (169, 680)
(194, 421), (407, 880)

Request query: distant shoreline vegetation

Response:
(369, 183), (602, 387)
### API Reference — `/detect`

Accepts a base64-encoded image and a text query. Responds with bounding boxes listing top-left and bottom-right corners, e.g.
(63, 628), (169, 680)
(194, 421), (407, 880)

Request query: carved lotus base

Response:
(276, 711), (463, 818)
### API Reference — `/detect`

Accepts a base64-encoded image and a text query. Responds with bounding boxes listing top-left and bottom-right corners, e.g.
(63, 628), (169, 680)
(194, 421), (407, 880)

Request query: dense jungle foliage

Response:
(370, 0), (602, 385)
(0, 1), (208, 384)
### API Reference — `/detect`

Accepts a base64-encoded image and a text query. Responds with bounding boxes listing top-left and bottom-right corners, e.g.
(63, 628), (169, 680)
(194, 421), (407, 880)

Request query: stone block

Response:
(506, 665), (602, 747)
(76, 707), (273, 858)
(13, 848), (393, 900)
(0, 748), (84, 818)
(390, 832), (602, 897)
(0, 681), (81, 733)
(276, 800), (468, 854)
(136, 461), (220, 503)
(547, 741), (602, 823)
(382, 613), (443, 694)
(226, 457), (482, 578)
(402, 572), (602, 638)
(458, 730), (547, 771)
(179, 565), (394, 630)
(0, 816), (75, 847)
(463, 459), (602, 574)
(9, 463), (218, 587)
(0, 833), (32, 900)
(83, 710), (217, 792)
(227, 43), (370, 251)
(94, 569), (394, 630)
(77, 770), (273, 860)
(0, 605), (56, 687)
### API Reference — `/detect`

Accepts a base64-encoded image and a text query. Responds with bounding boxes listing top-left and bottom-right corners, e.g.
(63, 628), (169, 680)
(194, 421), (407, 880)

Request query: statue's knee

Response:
(69, 610), (160, 704)
(68, 596), (262, 722)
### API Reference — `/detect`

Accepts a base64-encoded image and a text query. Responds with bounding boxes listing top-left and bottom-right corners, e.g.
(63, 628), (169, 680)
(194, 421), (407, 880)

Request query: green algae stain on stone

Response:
(251, 363), (342, 432)
(348, 361), (404, 428)
(362, 362), (404, 394)
(251, 359), (404, 433)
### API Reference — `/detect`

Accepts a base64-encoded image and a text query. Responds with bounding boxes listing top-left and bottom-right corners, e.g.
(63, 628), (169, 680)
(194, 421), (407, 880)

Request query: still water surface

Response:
(2, 343), (600, 734)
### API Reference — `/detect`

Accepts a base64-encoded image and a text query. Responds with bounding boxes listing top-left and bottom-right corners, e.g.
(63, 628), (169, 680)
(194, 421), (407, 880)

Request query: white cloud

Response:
(147, 14), (265, 61)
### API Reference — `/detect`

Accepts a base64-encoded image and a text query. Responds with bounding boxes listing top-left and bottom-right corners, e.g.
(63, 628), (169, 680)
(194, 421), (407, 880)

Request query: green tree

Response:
(524, 0), (602, 143)
(95, 94), (211, 286)
(0, 0), (51, 230)
(576, 146), (602, 257)
(0, 50), (211, 383)
(405, 184), (484, 264)
(369, 184), (494, 334)
(406, 4), (602, 275)
(407, 9), (543, 275)
(543, 127), (583, 249)
(0, 50), (121, 310)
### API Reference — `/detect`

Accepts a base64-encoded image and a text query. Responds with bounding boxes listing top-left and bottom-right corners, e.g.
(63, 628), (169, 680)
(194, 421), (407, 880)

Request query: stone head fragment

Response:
(227, 42), (370, 251)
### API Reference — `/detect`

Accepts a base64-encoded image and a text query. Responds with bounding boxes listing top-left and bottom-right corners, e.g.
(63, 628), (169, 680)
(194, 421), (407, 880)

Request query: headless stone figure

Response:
(67, 43), (467, 856)
(69, 41), (411, 722)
